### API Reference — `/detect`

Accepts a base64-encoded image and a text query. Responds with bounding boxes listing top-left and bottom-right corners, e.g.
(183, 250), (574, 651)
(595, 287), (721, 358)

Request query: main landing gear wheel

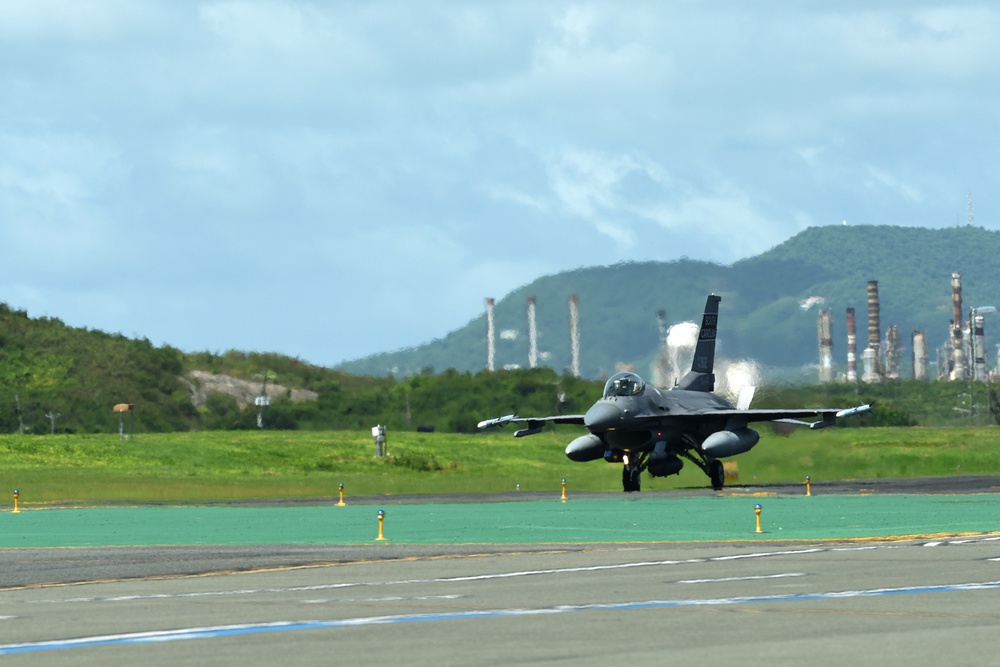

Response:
(709, 460), (725, 491)
(623, 466), (641, 492)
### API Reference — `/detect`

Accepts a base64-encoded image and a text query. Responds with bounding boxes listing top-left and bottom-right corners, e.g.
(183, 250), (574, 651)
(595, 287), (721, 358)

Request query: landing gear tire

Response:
(623, 466), (641, 493)
(709, 460), (725, 491)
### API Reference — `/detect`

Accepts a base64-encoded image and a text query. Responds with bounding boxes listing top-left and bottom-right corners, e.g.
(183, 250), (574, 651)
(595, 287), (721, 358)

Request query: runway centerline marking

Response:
(23, 544), (924, 606)
(5, 579), (1000, 655)
(677, 573), (806, 584)
(299, 594), (463, 604)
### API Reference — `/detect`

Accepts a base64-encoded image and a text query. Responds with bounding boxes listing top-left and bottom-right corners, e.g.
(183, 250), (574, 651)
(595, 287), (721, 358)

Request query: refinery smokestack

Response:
(950, 273), (966, 380)
(527, 296), (538, 369)
(912, 329), (928, 381)
(569, 294), (580, 378)
(818, 308), (833, 383)
(485, 297), (495, 371)
(952, 272), (964, 325)
(846, 307), (858, 383)
(863, 280), (882, 382)
(973, 311), (987, 382)
(884, 325), (901, 380)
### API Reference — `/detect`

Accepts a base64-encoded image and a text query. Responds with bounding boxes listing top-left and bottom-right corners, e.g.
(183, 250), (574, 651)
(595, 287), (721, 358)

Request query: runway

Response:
(2, 476), (1000, 664)
(3, 538), (1000, 664)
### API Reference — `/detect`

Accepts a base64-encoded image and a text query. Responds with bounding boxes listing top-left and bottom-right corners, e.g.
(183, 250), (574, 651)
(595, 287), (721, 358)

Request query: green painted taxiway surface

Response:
(1, 494), (998, 547)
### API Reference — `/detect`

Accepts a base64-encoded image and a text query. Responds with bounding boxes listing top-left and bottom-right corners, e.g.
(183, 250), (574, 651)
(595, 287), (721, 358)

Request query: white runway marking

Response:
(711, 548), (824, 561)
(299, 594), (463, 604)
(5, 579), (1000, 655)
(677, 573), (806, 584)
(27, 547), (853, 606)
(923, 535), (1000, 548)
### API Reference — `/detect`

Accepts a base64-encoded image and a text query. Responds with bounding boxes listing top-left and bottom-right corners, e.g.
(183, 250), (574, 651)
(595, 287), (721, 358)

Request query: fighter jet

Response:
(478, 294), (871, 492)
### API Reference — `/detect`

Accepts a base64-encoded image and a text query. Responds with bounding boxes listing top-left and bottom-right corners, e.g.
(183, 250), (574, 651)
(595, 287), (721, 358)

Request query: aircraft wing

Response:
(477, 413), (586, 437)
(685, 404), (872, 430)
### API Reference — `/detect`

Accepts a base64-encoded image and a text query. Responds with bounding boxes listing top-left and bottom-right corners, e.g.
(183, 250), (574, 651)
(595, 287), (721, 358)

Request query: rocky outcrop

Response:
(184, 370), (319, 408)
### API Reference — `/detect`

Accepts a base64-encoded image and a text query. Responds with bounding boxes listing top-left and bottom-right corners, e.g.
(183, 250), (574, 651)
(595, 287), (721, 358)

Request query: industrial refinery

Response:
(813, 273), (995, 384)
(484, 294), (582, 378)
(483, 269), (997, 388)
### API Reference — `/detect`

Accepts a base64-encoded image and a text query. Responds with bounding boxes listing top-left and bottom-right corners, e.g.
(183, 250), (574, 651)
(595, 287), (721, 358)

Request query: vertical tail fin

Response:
(675, 294), (720, 392)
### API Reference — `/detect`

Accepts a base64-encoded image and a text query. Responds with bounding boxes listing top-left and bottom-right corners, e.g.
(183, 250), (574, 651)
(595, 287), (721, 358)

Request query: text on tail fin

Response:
(674, 294), (720, 392)
(691, 294), (720, 374)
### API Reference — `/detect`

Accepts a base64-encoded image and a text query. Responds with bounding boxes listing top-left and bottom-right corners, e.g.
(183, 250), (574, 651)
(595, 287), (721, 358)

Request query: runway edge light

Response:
(12, 489), (20, 514)
(754, 504), (762, 534)
(376, 509), (388, 541)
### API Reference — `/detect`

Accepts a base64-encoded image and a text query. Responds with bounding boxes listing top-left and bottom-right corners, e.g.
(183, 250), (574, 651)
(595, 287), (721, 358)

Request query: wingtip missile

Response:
(808, 403), (872, 429)
(477, 414), (517, 430)
(835, 404), (872, 419)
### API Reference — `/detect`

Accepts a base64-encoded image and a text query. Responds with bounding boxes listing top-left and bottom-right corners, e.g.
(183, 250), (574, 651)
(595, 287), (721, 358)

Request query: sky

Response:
(2, 1), (998, 367)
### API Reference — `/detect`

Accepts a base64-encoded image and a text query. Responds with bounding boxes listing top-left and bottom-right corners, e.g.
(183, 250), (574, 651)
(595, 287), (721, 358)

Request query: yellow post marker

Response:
(336, 483), (346, 507)
(754, 504), (762, 534)
(12, 489), (20, 514)
(375, 509), (388, 541)
(560, 478), (567, 502)
(805, 475), (812, 496)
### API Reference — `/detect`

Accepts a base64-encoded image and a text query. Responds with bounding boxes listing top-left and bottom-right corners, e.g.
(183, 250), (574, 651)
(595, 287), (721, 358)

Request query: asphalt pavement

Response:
(1, 475), (999, 664)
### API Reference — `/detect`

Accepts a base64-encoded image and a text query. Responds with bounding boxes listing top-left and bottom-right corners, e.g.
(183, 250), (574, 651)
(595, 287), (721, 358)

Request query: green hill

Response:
(0, 305), (604, 434)
(3, 224), (999, 434)
(339, 225), (1000, 378)
(0, 306), (196, 433)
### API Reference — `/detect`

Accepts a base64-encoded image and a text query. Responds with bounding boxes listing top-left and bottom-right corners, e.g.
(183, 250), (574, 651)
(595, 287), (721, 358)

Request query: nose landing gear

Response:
(622, 464), (641, 492)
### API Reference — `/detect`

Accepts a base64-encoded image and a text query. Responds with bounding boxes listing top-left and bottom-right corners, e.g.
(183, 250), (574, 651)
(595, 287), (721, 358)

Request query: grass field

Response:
(1, 425), (999, 504)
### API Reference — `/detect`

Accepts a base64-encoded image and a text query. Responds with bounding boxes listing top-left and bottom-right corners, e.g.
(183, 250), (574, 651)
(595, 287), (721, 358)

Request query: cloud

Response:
(864, 166), (925, 204)
(0, 132), (126, 278)
(481, 183), (549, 213)
(0, 1), (997, 365)
(543, 147), (675, 249)
(640, 185), (791, 260)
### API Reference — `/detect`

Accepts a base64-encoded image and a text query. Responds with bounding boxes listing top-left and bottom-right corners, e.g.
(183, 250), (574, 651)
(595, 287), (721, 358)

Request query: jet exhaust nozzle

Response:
(701, 427), (760, 457)
(565, 434), (606, 462)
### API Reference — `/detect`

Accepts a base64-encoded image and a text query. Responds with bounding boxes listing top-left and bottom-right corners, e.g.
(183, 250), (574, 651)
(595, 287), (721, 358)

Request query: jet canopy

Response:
(603, 371), (645, 397)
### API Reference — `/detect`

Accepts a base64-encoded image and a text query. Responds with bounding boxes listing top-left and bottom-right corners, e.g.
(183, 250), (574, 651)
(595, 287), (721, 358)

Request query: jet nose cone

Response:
(585, 401), (623, 430)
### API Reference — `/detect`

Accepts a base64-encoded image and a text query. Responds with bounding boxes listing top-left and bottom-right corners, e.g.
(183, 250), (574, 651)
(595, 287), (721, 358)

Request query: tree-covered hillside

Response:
(339, 225), (1000, 379)
(0, 304), (602, 434)
(4, 224), (1000, 434)
(0, 298), (995, 434)
(0, 305), (196, 433)
(0, 304), (608, 434)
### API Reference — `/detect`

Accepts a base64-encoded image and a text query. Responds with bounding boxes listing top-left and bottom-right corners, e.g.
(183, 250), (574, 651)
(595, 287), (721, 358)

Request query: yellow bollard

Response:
(375, 509), (388, 541)
(12, 489), (20, 514)
(754, 504), (762, 534)
(560, 478), (567, 502)
(805, 475), (812, 496)
(336, 483), (346, 507)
